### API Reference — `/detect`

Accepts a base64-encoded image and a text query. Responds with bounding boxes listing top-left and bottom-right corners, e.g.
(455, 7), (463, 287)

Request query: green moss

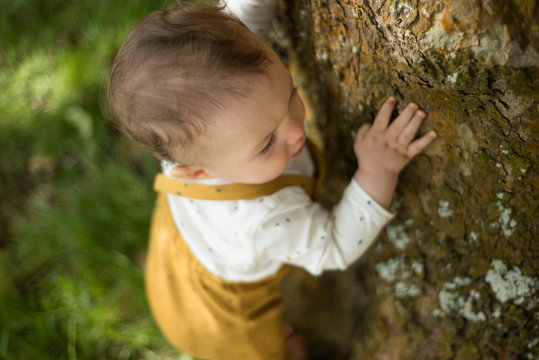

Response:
(444, 53), (460, 73)
(439, 186), (455, 200)
(426, 89), (461, 110)
(509, 71), (533, 96)
(454, 70), (474, 90)
(522, 265), (535, 276)
(458, 340), (479, 357)
(418, 57), (440, 81)
(513, 0), (534, 7)
(519, 201), (537, 217)
(509, 156), (530, 176)
(478, 74), (489, 93)
(475, 151), (491, 162)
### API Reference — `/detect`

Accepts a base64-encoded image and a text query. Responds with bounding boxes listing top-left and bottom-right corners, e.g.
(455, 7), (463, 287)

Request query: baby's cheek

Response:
(265, 158), (286, 181)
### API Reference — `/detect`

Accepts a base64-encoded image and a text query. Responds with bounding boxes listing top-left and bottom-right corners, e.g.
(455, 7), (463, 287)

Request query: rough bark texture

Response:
(277, 1), (538, 359)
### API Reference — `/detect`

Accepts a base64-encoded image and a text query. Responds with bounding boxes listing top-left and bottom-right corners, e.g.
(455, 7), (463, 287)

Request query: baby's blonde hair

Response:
(107, 2), (270, 164)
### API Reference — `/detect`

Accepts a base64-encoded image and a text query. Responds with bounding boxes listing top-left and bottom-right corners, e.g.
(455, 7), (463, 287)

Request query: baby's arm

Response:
(254, 98), (435, 274)
(353, 97), (437, 209)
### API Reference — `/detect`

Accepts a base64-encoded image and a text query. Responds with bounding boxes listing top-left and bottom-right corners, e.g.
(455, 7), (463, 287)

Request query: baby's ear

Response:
(170, 165), (215, 180)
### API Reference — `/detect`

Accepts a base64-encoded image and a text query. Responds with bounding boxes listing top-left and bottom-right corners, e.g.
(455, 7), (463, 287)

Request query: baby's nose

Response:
(286, 119), (304, 145)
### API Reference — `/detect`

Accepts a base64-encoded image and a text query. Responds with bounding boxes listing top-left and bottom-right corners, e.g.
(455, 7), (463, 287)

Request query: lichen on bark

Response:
(277, 0), (538, 358)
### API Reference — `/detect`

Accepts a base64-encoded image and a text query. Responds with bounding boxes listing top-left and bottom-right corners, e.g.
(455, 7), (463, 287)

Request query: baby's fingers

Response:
(355, 123), (371, 141)
(407, 130), (437, 157)
(372, 97), (396, 131)
(397, 109), (425, 146)
(387, 102), (419, 137)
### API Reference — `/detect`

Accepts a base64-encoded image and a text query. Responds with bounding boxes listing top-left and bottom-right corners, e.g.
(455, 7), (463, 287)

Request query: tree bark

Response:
(278, 1), (538, 359)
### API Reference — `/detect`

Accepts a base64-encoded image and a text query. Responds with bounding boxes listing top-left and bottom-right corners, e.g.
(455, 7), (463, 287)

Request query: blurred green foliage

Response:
(0, 0), (191, 358)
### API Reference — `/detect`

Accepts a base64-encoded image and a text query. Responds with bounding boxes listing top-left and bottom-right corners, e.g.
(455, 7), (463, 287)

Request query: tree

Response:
(277, 0), (538, 358)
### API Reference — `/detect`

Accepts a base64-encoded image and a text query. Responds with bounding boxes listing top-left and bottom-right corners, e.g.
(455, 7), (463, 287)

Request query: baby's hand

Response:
(354, 97), (436, 176)
(353, 97), (436, 209)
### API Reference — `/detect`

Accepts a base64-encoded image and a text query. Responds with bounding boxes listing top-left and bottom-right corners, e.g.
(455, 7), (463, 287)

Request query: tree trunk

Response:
(277, 1), (538, 359)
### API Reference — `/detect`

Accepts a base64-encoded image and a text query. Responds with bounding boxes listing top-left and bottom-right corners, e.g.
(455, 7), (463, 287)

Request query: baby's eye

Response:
(259, 134), (275, 155)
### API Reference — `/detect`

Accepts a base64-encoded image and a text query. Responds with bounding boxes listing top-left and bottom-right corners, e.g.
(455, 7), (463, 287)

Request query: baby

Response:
(107, 2), (436, 360)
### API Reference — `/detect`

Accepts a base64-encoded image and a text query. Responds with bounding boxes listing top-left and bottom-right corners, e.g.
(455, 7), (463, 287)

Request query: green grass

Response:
(0, 0), (191, 358)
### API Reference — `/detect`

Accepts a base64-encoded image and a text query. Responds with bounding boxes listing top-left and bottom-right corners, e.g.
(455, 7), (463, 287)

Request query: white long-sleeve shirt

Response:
(223, 0), (279, 40)
(162, 148), (393, 282)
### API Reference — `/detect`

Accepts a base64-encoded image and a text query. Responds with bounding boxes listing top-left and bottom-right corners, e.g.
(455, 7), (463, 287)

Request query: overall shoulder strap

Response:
(154, 138), (325, 201)
(153, 174), (315, 201)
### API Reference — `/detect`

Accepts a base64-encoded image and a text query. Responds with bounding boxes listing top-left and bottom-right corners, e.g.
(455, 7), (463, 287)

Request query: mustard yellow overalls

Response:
(145, 144), (323, 360)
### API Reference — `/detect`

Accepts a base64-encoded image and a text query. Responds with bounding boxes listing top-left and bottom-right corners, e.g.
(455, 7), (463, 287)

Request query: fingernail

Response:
(410, 103), (418, 110)
(430, 131), (437, 138)
(417, 110), (425, 118)
(388, 96), (396, 103)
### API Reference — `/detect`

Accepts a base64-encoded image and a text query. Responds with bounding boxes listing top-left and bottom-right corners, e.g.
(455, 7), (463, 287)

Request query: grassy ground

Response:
(0, 0), (190, 358)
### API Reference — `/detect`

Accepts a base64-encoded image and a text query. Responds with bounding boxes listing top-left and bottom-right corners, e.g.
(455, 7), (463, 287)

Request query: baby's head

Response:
(107, 3), (306, 184)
